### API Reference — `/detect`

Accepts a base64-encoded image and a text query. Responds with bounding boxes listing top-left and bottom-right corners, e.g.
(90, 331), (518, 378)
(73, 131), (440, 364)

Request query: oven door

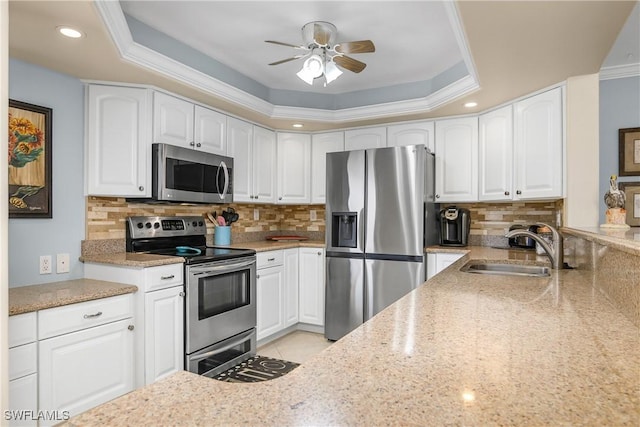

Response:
(186, 328), (256, 378)
(185, 256), (256, 354)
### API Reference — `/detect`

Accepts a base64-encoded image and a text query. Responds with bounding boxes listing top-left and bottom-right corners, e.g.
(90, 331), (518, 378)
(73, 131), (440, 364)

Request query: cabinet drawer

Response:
(9, 312), (37, 348)
(9, 373), (38, 426)
(257, 250), (284, 269)
(9, 342), (37, 381)
(144, 264), (183, 292)
(38, 294), (133, 339)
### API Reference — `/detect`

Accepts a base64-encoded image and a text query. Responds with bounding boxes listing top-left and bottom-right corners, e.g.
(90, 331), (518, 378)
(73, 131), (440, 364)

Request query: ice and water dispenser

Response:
(331, 212), (357, 248)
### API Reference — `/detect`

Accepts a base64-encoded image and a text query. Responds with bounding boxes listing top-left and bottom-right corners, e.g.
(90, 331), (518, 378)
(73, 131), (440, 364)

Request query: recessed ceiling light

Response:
(57, 26), (84, 39)
(464, 102), (478, 108)
(292, 123), (304, 128)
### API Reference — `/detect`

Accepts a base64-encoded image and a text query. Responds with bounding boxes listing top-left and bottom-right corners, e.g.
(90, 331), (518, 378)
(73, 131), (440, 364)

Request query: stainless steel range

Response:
(126, 215), (257, 378)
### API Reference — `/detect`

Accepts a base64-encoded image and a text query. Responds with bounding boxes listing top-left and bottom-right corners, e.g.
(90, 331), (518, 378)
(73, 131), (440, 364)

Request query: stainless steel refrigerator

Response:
(324, 144), (438, 341)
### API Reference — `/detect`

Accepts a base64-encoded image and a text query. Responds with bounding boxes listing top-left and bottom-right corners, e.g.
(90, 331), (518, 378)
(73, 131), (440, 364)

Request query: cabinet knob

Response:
(179, 291), (185, 297)
(250, 195), (254, 199)
(317, 251), (322, 256)
(139, 186), (144, 191)
(255, 195), (259, 199)
(505, 191), (510, 196)
(190, 141), (195, 146)
(516, 190), (522, 195)
(279, 197), (283, 201)
(435, 194), (440, 199)
(196, 143), (201, 148)
(128, 325), (135, 331)
(256, 274), (261, 279)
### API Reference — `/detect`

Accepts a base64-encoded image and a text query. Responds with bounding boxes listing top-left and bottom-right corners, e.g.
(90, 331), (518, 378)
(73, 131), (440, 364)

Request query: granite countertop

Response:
(562, 226), (640, 256)
(229, 239), (325, 252)
(80, 252), (186, 267)
(65, 246), (639, 426)
(9, 279), (138, 316)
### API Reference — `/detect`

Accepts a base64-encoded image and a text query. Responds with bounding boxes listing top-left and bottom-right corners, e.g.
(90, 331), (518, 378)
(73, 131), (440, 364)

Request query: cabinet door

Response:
(344, 127), (387, 151)
(8, 374), (38, 427)
(226, 117), (253, 202)
(311, 132), (344, 204)
(256, 266), (284, 341)
(387, 121), (435, 153)
(435, 117), (478, 202)
(39, 319), (134, 423)
(86, 85), (151, 197)
(152, 92), (194, 148)
(479, 106), (513, 201)
(298, 248), (325, 326)
(144, 286), (184, 385)
(253, 126), (277, 203)
(514, 88), (563, 199)
(277, 132), (311, 204)
(194, 105), (226, 154)
(283, 249), (299, 328)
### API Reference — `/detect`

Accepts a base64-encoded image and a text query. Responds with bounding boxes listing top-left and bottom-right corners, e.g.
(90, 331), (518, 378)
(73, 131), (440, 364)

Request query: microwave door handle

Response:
(188, 329), (254, 362)
(218, 160), (229, 200)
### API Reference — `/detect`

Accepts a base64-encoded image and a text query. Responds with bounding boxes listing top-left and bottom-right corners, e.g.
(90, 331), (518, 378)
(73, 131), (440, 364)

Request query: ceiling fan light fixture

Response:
(324, 60), (343, 84)
(297, 54), (324, 85)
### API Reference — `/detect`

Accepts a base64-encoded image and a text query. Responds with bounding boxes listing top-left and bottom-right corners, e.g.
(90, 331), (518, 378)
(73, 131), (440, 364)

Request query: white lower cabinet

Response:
(298, 248), (325, 326)
(84, 263), (184, 388)
(8, 312), (38, 427)
(283, 248), (299, 328)
(8, 374), (38, 426)
(36, 294), (135, 425)
(426, 252), (465, 280)
(256, 257), (284, 341)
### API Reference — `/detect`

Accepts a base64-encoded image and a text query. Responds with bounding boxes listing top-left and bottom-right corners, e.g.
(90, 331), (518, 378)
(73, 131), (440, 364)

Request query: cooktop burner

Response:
(125, 215), (255, 264)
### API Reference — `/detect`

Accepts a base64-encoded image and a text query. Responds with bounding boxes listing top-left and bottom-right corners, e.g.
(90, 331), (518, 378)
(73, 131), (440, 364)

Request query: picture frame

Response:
(618, 127), (640, 176)
(8, 99), (53, 218)
(619, 181), (640, 227)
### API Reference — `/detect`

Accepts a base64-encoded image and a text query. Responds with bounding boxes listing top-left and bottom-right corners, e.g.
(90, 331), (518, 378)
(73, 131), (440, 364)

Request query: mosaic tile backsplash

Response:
(87, 197), (562, 244)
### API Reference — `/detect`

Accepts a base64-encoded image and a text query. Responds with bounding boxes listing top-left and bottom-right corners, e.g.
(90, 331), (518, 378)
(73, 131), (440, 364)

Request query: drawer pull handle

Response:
(267, 258), (275, 261)
(83, 311), (103, 319)
(161, 275), (175, 280)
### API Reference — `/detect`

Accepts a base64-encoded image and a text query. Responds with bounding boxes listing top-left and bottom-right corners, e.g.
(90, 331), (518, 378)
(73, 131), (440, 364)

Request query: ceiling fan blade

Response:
(313, 22), (330, 46)
(265, 40), (306, 50)
(334, 55), (367, 73)
(334, 40), (375, 54)
(268, 55), (305, 66)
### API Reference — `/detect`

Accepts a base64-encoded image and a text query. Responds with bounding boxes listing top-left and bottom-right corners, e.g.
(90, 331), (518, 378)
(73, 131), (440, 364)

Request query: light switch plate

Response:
(56, 253), (70, 273)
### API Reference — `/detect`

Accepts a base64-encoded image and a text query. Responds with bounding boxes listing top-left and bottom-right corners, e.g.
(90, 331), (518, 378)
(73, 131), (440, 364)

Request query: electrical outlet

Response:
(39, 255), (52, 274)
(57, 253), (70, 273)
(310, 210), (317, 221)
(254, 209), (259, 221)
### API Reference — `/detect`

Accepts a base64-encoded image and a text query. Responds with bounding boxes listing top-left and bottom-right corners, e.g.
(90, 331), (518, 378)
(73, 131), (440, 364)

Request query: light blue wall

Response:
(8, 59), (85, 287)
(599, 75), (640, 224)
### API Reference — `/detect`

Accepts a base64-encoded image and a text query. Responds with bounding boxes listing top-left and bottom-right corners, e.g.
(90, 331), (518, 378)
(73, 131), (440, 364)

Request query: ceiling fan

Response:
(266, 21), (375, 86)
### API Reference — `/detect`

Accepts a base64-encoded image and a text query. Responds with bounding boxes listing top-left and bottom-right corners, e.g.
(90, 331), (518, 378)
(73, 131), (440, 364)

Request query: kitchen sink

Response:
(460, 261), (550, 277)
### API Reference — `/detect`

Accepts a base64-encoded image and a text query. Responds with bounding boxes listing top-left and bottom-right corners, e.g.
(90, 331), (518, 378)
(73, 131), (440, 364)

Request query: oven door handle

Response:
(190, 259), (255, 275)
(188, 329), (254, 362)
(216, 160), (229, 201)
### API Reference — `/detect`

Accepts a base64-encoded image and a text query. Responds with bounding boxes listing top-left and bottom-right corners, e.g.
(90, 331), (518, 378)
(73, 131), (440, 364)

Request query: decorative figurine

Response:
(601, 174), (630, 229)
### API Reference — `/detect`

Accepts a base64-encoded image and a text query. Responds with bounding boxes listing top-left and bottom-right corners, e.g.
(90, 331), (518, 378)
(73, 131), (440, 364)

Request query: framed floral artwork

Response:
(619, 127), (640, 176)
(8, 100), (52, 218)
(619, 181), (640, 227)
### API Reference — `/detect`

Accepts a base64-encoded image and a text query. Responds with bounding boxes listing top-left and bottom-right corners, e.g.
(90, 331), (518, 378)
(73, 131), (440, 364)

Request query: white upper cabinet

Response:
(227, 119), (276, 203)
(85, 84), (152, 197)
(311, 132), (344, 204)
(387, 121), (435, 153)
(513, 88), (563, 200)
(344, 127), (387, 151)
(479, 106), (513, 201)
(277, 132), (311, 204)
(153, 92), (226, 155)
(435, 117), (479, 202)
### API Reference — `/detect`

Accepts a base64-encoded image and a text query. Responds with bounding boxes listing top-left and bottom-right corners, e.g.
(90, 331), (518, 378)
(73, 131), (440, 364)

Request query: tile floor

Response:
(257, 331), (333, 364)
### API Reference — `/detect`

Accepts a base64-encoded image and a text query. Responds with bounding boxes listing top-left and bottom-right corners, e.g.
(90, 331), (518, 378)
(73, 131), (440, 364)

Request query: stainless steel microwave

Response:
(152, 143), (233, 204)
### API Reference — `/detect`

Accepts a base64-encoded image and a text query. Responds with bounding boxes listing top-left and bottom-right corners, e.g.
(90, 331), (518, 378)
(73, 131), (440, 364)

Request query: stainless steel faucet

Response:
(505, 222), (564, 269)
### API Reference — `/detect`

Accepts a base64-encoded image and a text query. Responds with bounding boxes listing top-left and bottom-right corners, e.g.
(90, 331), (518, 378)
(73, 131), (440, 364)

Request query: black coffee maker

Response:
(439, 206), (471, 247)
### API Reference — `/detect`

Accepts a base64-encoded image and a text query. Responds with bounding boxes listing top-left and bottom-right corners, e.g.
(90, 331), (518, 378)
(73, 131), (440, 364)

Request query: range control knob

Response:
(192, 221), (198, 227)
(198, 221), (204, 227)
(136, 222), (144, 229)
(145, 222), (152, 229)
(153, 222), (160, 229)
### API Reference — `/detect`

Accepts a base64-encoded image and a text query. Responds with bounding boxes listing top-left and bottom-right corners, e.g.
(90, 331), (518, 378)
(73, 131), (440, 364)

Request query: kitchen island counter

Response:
(65, 245), (639, 426)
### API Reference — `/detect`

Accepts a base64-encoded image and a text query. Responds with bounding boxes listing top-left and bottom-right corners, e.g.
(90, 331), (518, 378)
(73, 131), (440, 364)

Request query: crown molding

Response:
(93, 0), (479, 123)
(600, 63), (640, 80)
